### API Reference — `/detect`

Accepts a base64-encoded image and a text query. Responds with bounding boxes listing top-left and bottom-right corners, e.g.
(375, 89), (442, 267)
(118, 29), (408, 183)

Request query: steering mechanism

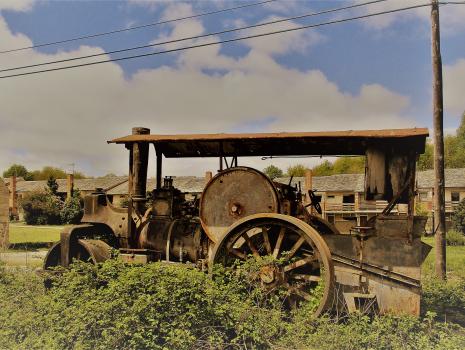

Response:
(306, 190), (322, 214)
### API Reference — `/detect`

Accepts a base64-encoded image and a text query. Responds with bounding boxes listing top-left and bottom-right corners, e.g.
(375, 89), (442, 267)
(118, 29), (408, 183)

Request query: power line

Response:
(0, 0), (389, 73)
(0, 0), (278, 54)
(0, 2), (450, 80)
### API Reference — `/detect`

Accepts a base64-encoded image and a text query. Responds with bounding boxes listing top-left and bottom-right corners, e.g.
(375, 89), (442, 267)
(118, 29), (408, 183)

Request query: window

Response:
(327, 195), (335, 199)
(327, 214), (335, 224)
(451, 192), (460, 202)
(419, 191), (428, 200)
(343, 194), (355, 203)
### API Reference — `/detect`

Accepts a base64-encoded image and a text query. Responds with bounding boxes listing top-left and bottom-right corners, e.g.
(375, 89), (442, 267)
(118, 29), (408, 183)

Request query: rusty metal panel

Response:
(109, 128), (429, 143)
(365, 148), (386, 200)
(375, 216), (427, 239)
(108, 128), (429, 158)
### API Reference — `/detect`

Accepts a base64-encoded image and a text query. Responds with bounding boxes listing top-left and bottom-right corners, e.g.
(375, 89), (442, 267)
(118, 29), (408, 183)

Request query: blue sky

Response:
(0, 0), (465, 176)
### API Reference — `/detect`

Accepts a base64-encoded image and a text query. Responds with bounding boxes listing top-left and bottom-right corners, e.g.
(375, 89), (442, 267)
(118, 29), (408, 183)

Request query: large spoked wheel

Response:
(211, 213), (334, 316)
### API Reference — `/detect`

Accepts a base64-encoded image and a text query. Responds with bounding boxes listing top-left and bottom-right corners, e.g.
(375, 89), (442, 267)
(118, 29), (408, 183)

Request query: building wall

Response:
(0, 178), (9, 248)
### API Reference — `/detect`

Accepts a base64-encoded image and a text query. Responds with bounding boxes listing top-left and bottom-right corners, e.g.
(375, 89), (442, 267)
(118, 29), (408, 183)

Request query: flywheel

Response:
(199, 167), (279, 243)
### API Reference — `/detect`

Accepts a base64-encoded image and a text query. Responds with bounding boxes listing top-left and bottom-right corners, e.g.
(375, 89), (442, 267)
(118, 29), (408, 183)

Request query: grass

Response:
(8, 222), (63, 244)
(422, 236), (465, 279)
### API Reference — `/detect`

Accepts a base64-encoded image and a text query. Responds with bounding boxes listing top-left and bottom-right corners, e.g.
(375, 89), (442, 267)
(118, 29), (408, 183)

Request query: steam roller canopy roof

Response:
(108, 128), (429, 158)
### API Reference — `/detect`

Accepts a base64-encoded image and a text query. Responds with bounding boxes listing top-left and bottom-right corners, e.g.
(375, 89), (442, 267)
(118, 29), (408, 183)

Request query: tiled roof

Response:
(107, 176), (207, 195)
(417, 168), (465, 189)
(15, 176), (127, 194)
(275, 173), (365, 193)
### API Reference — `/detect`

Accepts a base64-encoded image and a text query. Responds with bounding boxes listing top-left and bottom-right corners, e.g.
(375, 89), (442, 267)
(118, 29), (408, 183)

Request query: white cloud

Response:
(354, 0), (465, 33)
(0, 11), (415, 177)
(235, 15), (324, 56)
(263, 0), (308, 15)
(0, 0), (34, 12)
(126, 0), (162, 11)
(149, 2), (205, 51)
(444, 58), (465, 116)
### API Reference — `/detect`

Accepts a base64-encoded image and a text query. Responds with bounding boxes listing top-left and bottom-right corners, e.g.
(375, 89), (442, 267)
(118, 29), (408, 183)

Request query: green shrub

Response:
(20, 190), (63, 225)
(415, 202), (429, 217)
(422, 275), (465, 325)
(452, 198), (465, 234)
(60, 190), (83, 224)
(446, 229), (465, 246)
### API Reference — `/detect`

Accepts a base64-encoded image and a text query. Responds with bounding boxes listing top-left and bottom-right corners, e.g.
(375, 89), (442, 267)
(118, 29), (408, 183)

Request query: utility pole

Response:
(431, 0), (446, 280)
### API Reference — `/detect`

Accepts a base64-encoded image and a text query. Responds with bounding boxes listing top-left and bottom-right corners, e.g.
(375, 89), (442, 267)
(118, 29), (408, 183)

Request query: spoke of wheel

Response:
(243, 232), (261, 259)
(283, 255), (316, 272)
(285, 283), (312, 301)
(262, 227), (272, 254)
(273, 227), (285, 258)
(289, 273), (321, 282)
(229, 248), (247, 260)
(285, 236), (305, 260)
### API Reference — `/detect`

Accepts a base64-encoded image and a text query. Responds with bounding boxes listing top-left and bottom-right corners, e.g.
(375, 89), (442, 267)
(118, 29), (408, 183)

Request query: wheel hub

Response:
(259, 265), (276, 284)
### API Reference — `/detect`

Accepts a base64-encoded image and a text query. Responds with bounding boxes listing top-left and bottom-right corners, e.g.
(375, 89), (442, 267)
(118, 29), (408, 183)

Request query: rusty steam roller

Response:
(43, 127), (431, 316)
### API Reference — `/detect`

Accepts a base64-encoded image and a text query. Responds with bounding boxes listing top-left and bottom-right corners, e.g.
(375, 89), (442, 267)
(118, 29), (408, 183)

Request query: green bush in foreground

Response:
(0, 261), (464, 350)
(422, 274), (465, 325)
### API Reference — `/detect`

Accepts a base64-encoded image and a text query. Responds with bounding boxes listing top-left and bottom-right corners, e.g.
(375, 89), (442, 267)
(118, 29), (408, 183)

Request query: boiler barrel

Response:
(138, 219), (206, 262)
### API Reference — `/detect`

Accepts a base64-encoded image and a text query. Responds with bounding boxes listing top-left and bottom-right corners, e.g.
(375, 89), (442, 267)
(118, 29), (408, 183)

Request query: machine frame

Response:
(44, 127), (431, 316)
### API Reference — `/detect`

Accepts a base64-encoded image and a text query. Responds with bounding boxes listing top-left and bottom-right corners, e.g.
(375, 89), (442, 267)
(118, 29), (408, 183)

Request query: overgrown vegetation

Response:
(0, 259), (464, 349)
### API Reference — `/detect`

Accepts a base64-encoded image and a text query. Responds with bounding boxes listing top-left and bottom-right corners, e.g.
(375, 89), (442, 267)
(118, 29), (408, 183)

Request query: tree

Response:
(312, 160), (333, 176)
(263, 165), (283, 179)
(2, 164), (32, 180)
(20, 190), (63, 225)
(286, 164), (307, 177)
(456, 111), (465, 140)
(31, 166), (67, 180)
(61, 190), (83, 224)
(311, 157), (364, 176)
(417, 142), (433, 170)
(47, 176), (59, 195)
(331, 156), (365, 174)
(29, 166), (87, 180)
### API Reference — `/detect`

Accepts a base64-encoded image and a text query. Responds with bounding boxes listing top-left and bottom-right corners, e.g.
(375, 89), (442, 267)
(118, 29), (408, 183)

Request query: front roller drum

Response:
(210, 213), (335, 316)
(43, 239), (112, 269)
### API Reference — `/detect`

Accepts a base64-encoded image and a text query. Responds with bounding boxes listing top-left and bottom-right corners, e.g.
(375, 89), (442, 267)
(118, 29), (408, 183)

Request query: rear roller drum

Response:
(43, 239), (111, 270)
